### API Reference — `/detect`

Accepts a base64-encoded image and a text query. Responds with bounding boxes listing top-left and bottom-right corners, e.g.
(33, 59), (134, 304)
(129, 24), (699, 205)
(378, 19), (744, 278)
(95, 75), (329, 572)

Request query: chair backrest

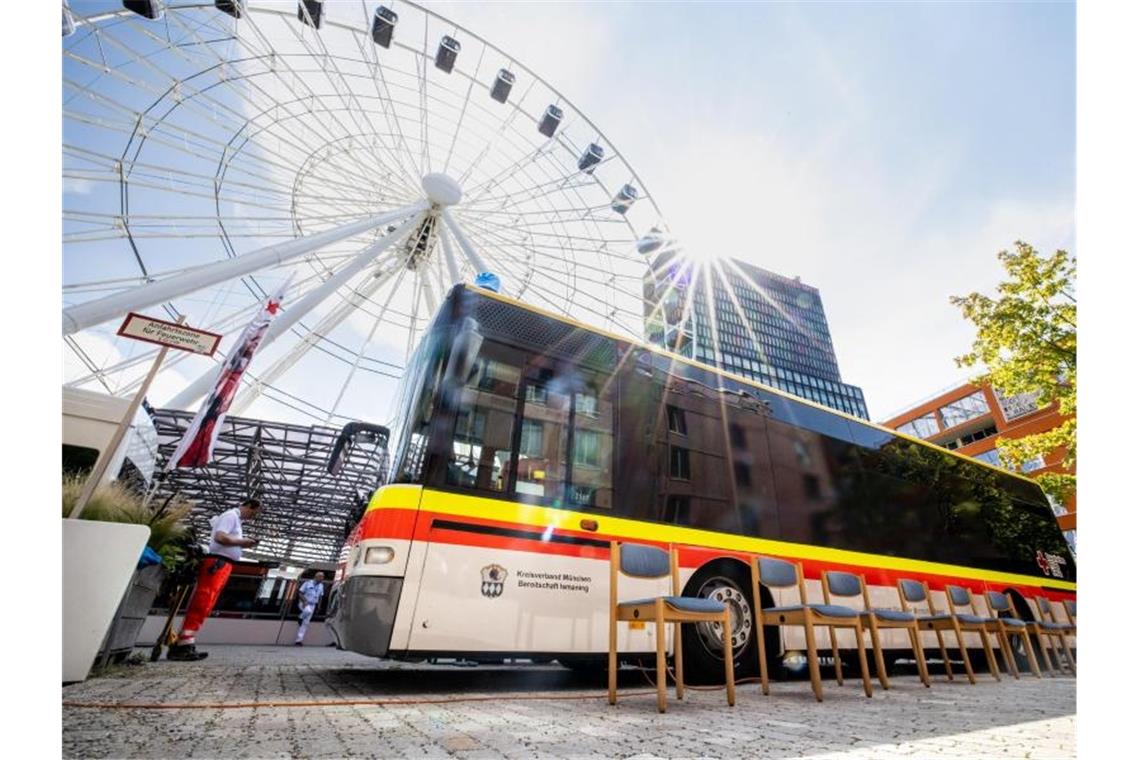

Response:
(609, 541), (677, 609)
(823, 570), (871, 611)
(755, 556), (807, 605)
(893, 578), (930, 615)
(983, 590), (1022, 621)
(944, 584), (980, 616)
(1033, 596), (1054, 623)
(619, 543), (670, 579)
(1063, 599), (1076, 623)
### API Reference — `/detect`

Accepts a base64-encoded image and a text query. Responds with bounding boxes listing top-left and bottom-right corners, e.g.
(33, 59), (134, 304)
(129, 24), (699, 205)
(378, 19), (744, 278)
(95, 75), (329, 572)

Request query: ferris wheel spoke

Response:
(437, 220), (464, 285)
(441, 209), (489, 274)
(63, 202), (427, 336)
(166, 211), (425, 410)
(231, 257), (404, 416)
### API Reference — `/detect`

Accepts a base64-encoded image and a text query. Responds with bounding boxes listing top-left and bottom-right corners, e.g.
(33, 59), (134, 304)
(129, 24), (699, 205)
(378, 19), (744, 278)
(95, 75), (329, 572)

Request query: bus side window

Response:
(445, 347), (522, 493)
(567, 384), (613, 509)
(515, 379), (571, 503)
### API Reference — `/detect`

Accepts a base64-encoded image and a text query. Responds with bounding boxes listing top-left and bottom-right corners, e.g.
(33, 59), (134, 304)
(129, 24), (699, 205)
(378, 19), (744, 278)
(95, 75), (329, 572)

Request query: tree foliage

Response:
(950, 242), (1075, 503)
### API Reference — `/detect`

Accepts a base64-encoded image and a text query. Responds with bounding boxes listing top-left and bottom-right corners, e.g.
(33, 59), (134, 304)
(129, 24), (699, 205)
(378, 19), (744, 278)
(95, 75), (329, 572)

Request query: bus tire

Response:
(680, 561), (767, 685)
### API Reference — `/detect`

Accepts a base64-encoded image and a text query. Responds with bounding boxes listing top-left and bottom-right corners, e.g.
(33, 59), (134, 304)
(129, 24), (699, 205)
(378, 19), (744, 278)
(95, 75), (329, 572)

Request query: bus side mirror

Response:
(442, 317), (483, 394)
(327, 422), (390, 477)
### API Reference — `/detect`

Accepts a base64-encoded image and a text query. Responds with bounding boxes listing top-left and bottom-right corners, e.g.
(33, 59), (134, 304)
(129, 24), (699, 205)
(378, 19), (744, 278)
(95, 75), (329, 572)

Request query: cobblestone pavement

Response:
(62, 646), (1075, 758)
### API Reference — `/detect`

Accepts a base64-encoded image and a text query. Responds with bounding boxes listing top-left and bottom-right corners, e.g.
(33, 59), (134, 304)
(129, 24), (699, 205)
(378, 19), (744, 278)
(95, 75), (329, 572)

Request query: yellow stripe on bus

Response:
(377, 488), (1074, 592)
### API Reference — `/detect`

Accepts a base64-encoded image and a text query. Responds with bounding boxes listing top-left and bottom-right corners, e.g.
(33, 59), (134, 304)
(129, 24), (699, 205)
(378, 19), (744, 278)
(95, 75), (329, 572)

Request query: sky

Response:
(426, 0), (1076, 420)
(60, 0), (1076, 425)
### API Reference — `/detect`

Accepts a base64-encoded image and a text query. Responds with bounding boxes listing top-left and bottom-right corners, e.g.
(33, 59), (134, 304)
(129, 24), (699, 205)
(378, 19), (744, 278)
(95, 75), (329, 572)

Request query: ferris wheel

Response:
(62, 0), (670, 425)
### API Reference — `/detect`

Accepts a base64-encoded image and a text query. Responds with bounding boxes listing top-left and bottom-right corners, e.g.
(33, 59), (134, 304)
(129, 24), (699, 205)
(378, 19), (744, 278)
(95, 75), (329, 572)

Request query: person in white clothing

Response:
(294, 571), (326, 646)
(167, 498), (261, 662)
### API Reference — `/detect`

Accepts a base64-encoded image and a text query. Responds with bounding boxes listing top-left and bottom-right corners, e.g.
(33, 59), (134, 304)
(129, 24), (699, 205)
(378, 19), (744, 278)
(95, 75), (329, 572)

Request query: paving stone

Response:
(62, 645), (1075, 758)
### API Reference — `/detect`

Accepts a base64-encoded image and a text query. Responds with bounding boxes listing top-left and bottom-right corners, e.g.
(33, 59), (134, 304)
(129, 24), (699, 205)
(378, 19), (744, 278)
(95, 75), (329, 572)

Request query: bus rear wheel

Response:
(680, 565), (758, 685)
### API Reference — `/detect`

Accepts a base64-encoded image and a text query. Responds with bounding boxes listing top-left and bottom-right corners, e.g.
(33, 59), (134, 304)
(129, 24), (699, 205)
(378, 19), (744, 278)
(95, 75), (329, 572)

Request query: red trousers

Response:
(177, 556), (233, 643)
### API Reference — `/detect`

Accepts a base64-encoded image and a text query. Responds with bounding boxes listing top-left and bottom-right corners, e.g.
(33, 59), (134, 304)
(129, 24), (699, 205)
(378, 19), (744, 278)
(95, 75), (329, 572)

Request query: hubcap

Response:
(694, 576), (753, 660)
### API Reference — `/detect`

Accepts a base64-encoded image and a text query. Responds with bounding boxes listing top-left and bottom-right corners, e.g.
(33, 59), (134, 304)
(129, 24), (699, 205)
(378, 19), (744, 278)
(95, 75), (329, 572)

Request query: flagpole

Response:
(69, 316), (186, 520)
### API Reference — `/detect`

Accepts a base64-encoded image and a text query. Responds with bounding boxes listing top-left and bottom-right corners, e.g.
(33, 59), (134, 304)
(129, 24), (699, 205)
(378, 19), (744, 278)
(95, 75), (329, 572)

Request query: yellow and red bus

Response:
(328, 284), (1075, 681)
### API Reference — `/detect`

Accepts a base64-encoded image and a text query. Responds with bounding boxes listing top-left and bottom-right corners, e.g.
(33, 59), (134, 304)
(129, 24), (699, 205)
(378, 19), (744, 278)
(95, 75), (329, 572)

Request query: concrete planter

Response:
(63, 520), (150, 683)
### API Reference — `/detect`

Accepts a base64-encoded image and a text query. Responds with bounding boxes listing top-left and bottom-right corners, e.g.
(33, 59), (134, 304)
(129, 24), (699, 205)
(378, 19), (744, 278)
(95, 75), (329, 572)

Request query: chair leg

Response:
(608, 611), (618, 705)
(908, 625), (931, 687)
(950, 622), (977, 685)
(1021, 630), (1042, 678)
(995, 629), (1017, 678)
(932, 628), (955, 681)
(803, 615), (824, 702)
(977, 627), (1001, 682)
(867, 619), (890, 690)
(1035, 631), (1056, 676)
(1058, 633), (1077, 674)
(722, 609), (736, 707)
(757, 614), (770, 696)
(674, 621), (685, 700)
(655, 611), (667, 713)
(827, 624), (843, 685)
(853, 620), (873, 698)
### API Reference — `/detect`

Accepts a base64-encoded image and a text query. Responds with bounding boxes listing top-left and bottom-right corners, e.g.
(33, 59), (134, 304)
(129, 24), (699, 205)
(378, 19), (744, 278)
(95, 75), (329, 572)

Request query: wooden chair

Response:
(897, 579), (1002, 685)
(1029, 596), (1076, 674)
(978, 590), (1042, 678)
(750, 556), (873, 702)
(608, 541), (735, 713)
(822, 571), (931, 690)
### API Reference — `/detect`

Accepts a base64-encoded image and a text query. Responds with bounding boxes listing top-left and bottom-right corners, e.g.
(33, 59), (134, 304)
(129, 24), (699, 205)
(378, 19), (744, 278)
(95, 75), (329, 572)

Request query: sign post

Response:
(68, 314), (220, 519)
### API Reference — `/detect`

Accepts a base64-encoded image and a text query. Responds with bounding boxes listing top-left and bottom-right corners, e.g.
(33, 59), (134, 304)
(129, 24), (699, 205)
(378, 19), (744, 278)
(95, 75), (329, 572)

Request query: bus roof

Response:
(459, 284), (1048, 491)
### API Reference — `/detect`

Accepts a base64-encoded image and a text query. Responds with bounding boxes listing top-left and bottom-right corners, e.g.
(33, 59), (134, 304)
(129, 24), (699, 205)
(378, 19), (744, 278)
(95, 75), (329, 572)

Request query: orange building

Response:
(881, 383), (1075, 547)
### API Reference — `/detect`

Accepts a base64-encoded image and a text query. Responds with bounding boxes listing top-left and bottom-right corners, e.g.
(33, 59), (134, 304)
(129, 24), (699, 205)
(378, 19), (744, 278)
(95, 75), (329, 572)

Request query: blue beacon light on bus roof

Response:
(474, 272), (501, 293)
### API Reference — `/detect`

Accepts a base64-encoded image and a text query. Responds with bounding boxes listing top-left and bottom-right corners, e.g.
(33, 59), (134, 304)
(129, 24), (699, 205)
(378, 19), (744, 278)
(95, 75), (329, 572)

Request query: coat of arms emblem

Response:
(481, 564), (507, 598)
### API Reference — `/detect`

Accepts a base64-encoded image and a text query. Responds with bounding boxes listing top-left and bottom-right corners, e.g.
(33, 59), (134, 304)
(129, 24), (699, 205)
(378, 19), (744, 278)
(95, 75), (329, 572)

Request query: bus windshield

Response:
(387, 325), (449, 484)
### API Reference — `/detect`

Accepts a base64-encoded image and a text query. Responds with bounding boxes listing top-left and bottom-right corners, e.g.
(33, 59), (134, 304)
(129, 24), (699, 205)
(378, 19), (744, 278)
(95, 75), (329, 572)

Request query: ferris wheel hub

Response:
(421, 173), (463, 207)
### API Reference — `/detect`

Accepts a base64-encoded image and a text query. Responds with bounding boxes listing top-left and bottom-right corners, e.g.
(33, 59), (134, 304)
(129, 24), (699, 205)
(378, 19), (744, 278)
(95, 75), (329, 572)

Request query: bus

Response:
(328, 284), (1075, 682)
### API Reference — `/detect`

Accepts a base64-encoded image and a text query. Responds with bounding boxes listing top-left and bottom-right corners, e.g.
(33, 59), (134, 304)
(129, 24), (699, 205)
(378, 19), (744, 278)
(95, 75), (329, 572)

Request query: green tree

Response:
(950, 242), (1075, 504)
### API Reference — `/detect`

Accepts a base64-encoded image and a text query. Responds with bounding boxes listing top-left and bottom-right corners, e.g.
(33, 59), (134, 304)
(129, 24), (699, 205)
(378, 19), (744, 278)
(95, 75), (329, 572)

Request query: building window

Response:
(898, 413), (939, 438)
(667, 405), (687, 435)
(573, 430), (601, 468)
(519, 419), (544, 458)
(734, 462), (752, 487)
(729, 423), (746, 448)
(1021, 454), (1047, 473)
(939, 391), (989, 429)
(669, 446), (691, 480)
(974, 449), (1001, 467)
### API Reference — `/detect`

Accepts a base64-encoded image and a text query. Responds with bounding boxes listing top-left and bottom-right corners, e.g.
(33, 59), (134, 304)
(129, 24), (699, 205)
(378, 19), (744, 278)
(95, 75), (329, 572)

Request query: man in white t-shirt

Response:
(167, 498), (261, 662)
(294, 572), (326, 646)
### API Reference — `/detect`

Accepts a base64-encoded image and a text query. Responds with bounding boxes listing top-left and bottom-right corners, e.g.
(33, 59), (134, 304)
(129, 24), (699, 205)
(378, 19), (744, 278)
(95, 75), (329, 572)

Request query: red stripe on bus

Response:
(355, 508), (1075, 602)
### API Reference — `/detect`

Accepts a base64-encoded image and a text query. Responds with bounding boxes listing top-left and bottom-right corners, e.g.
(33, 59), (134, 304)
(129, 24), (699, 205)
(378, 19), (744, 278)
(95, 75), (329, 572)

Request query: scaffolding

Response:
(150, 409), (388, 566)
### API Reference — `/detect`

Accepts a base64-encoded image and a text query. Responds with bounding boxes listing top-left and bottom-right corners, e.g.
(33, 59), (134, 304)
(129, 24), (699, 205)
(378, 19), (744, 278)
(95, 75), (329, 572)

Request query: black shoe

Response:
(294, 641), (303, 647)
(167, 643), (208, 661)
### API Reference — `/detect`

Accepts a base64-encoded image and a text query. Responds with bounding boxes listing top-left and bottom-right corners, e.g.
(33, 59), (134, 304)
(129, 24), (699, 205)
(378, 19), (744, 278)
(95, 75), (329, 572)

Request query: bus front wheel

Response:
(680, 563), (761, 685)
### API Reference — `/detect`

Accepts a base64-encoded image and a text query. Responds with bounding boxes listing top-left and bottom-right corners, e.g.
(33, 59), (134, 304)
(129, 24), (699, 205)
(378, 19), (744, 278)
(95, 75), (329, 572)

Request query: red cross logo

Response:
(1036, 550), (1050, 575)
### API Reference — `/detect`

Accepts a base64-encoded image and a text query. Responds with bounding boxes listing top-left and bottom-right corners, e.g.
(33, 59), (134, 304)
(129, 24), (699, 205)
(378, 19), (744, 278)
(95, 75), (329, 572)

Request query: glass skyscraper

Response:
(644, 254), (869, 419)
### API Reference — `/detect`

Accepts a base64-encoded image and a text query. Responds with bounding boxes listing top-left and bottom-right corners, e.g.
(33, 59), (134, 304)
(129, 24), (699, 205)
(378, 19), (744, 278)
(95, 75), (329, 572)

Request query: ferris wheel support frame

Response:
(165, 210), (427, 410)
(62, 201), (428, 336)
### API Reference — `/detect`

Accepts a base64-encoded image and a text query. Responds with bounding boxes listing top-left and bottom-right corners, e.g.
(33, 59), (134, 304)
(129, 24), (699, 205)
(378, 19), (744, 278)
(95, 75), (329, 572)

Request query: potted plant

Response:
(62, 475), (194, 670)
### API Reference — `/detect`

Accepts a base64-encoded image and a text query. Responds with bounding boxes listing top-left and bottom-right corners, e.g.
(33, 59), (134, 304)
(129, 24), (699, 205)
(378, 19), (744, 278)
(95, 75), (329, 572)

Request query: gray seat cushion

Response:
(1037, 621), (1072, 631)
(619, 596), (725, 614)
(862, 609), (916, 623)
(956, 614), (992, 625)
(917, 613), (989, 624)
(767, 604), (858, 619)
(995, 617), (1027, 627)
